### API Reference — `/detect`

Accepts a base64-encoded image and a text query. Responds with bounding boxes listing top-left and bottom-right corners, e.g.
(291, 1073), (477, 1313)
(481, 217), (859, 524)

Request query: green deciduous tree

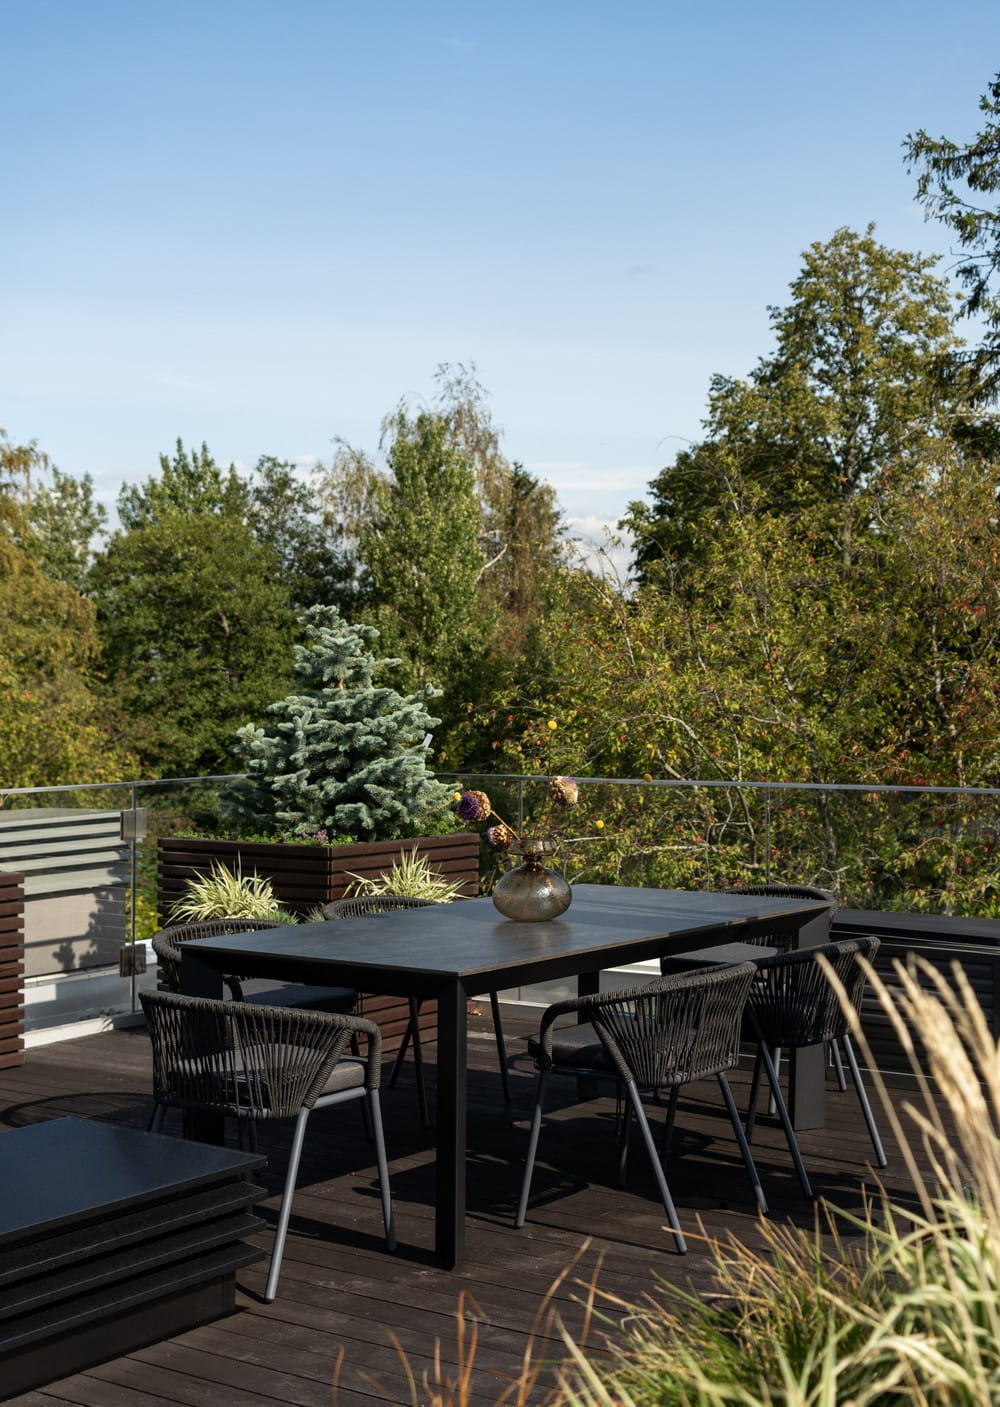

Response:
(363, 404), (490, 698)
(247, 455), (357, 614)
(117, 439), (249, 531)
(27, 466), (107, 593)
(316, 368), (566, 764)
(625, 227), (965, 576)
(91, 442), (298, 778)
(229, 606), (452, 840)
(0, 432), (135, 786)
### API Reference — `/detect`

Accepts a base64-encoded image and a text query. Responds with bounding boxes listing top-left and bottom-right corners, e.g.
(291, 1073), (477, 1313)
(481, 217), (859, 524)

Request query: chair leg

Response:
(717, 1072), (768, 1215)
(388, 996), (432, 1129)
(841, 1034), (887, 1167)
(660, 1085), (680, 1162)
(746, 1047), (764, 1140)
(515, 1069), (550, 1227)
(623, 1081), (686, 1253)
(757, 1042), (813, 1200)
(387, 1004), (415, 1087)
(148, 1102), (166, 1134)
(264, 1106), (311, 1303)
(489, 990), (513, 1106)
(368, 1090), (396, 1250)
(616, 1094), (634, 1187)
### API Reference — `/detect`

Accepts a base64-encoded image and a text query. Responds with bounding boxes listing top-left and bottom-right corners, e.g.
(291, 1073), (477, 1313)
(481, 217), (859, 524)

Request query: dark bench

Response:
(0, 1118), (265, 1401)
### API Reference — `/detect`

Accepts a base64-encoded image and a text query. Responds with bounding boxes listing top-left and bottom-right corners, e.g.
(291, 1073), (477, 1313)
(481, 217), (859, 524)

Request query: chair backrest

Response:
(151, 918), (284, 992)
(322, 896), (438, 920)
(745, 936), (880, 1048)
(584, 962), (758, 1091)
(721, 884), (836, 950)
(724, 884), (835, 902)
(140, 989), (378, 1117)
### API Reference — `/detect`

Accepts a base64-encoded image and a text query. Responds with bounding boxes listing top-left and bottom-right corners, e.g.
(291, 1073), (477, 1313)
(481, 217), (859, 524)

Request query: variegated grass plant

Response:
(343, 848), (467, 903)
(168, 859), (300, 924)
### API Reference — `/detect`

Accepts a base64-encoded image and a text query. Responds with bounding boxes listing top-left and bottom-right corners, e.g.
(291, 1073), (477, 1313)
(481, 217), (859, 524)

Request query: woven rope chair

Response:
(152, 918), (356, 1013)
(139, 990), (395, 1302)
(742, 936), (886, 1198)
(322, 895), (513, 1128)
(661, 884), (836, 972)
(659, 884), (845, 1095)
(515, 963), (766, 1253)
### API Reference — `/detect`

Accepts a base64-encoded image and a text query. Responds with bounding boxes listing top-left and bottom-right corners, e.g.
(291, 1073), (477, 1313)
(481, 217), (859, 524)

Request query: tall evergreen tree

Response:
(906, 71), (1000, 399)
(230, 606), (452, 840)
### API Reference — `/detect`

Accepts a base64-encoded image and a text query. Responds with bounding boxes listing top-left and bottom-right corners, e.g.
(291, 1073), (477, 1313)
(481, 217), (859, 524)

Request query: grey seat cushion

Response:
(317, 1057), (367, 1096)
(529, 1022), (612, 1072)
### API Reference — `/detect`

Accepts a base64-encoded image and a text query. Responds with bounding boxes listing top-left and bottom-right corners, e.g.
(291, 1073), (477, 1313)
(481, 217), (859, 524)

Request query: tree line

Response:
(6, 70), (1000, 909)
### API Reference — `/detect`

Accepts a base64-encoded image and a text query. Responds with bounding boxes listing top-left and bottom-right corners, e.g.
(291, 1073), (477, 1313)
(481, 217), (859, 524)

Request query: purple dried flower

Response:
(486, 822), (515, 850)
(456, 789), (492, 823)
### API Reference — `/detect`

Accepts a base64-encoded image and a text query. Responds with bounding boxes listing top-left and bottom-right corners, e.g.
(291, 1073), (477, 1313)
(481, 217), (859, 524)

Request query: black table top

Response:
(180, 884), (829, 997)
(0, 1118), (264, 1246)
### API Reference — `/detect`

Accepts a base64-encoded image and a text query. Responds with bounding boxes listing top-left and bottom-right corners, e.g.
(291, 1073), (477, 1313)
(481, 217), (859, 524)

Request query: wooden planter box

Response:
(0, 872), (25, 1069)
(156, 833), (480, 1057)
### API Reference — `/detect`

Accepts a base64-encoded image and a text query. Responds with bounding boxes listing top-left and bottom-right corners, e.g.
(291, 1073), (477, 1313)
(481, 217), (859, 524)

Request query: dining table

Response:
(180, 882), (832, 1268)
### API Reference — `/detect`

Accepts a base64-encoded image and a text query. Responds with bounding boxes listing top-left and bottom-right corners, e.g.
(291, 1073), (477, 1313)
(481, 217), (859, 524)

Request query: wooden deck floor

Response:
(1, 1008), (917, 1407)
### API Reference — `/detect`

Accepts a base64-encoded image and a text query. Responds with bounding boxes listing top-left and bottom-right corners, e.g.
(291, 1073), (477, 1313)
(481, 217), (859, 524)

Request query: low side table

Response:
(0, 1117), (266, 1401)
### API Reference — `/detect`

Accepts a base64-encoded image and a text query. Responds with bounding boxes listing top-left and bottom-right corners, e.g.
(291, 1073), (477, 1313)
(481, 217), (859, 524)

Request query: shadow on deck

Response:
(0, 1006), (916, 1407)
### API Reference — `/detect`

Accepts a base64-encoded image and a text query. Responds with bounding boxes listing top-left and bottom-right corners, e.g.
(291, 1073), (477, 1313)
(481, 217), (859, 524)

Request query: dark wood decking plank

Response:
(2, 1011), (922, 1407)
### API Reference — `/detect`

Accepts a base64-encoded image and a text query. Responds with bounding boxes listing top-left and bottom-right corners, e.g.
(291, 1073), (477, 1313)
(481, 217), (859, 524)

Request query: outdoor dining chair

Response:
(139, 989), (395, 1302)
(659, 884), (846, 1097)
(322, 895), (513, 1127)
(152, 917), (357, 1013)
(661, 883), (836, 973)
(742, 936), (887, 1198)
(515, 963), (767, 1253)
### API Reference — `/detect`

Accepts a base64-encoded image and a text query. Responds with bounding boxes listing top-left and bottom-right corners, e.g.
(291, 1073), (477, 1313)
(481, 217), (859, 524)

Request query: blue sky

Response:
(3, 1), (999, 558)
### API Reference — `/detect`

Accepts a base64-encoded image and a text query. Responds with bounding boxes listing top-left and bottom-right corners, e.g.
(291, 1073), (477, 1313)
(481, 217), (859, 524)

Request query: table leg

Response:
(179, 950), (226, 1144)
(576, 970), (600, 1100)
(434, 980), (467, 1268)
(787, 905), (832, 1130)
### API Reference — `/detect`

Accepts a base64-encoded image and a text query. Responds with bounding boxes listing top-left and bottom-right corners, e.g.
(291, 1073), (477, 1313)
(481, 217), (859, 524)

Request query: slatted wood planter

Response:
(0, 871), (25, 1069)
(156, 834), (480, 1057)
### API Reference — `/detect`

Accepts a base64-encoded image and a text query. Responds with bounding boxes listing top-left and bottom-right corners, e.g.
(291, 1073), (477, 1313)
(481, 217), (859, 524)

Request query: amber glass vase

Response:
(491, 840), (572, 922)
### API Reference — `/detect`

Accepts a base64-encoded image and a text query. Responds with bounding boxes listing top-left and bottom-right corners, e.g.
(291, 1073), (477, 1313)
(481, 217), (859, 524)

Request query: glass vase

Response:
(491, 840), (572, 922)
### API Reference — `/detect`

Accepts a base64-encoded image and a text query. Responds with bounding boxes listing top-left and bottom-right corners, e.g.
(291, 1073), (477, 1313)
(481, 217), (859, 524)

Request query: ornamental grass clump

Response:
(372, 955), (1000, 1406)
(537, 955), (1000, 1407)
(168, 859), (299, 924)
(344, 849), (467, 903)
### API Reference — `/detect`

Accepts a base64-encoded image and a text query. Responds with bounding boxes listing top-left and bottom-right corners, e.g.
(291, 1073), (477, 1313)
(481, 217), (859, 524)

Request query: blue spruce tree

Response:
(230, 606), (452, 840)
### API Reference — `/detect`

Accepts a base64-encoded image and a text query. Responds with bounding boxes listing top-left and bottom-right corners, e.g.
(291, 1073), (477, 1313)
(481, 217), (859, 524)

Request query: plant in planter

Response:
(167, 860), (299, 924)
(227, 604), (453, 841)
(344, 850), (467, 903)
(156, 608), (479, 1053)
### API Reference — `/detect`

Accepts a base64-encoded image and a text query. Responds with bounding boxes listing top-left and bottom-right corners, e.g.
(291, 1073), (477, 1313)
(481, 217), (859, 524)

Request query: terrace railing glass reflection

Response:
(2, 771), (999, 1037)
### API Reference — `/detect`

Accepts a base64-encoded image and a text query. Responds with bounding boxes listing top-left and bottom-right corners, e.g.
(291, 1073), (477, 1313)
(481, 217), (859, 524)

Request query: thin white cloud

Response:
(147, 369), (201, 390)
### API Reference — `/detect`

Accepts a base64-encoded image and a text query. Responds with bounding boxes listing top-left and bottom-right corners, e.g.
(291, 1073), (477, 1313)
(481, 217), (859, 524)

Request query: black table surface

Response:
(180, 884), (826, 998)
(0, 1118), (264, 1247)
